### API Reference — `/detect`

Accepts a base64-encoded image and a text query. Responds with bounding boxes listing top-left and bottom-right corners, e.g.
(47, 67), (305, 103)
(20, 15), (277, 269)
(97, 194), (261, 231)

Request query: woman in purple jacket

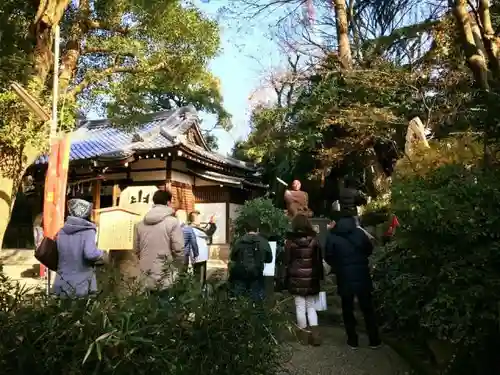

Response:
(52, 199), (104, 297)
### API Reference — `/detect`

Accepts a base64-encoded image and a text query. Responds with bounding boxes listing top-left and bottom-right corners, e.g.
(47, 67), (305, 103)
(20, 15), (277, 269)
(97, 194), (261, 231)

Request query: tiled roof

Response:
(180, 141), (257, 171)
(189, 169), (267, 189)
(35, 105), (258, 172)
(36, 109), (179, 164)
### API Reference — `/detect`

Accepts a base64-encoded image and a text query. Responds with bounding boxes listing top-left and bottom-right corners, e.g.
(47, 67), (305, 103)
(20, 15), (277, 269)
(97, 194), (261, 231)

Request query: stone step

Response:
(0, 249), (45, 292)
(208, 244), (229, 261)
(0, 248), (37, 265)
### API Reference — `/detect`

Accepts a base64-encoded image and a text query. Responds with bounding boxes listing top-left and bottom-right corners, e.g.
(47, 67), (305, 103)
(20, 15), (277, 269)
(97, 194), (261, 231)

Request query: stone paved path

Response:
(284, 326), (411, 375)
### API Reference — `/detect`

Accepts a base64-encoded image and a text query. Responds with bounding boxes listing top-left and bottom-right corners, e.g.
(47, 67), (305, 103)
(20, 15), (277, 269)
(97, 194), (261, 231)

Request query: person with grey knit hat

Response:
(52, 198), (105, 297)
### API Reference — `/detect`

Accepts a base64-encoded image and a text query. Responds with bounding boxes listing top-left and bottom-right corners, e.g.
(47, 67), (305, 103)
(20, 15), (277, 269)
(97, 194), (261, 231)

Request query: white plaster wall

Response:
(171, 170), (194, 185)
(172, 160), (187, 170)
(103, 172), (127, 180)
(228, 203), (243, 242)
(194, 177), (218, 186)
(229, 203), (242, 221)
(131, 158), (165, 170)
(194, 202), (226, 244)
(131, 170), (166, 182)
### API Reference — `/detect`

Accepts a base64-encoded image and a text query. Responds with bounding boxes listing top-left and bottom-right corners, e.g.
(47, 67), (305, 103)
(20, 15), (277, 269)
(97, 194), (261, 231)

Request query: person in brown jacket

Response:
(284, 180), (312, 218)
(285, 214), (324, 346)
(134, 190), (184, 292)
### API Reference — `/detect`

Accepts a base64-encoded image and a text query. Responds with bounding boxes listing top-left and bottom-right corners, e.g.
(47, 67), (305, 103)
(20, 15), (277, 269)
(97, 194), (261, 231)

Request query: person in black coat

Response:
(324, 217), (381, 349)
(338, 176), (367, 225)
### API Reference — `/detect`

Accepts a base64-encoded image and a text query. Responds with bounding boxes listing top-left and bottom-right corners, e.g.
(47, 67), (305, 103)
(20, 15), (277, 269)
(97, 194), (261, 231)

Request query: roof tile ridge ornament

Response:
(124, 106), (188, 151)
(159, 106), (197, 145)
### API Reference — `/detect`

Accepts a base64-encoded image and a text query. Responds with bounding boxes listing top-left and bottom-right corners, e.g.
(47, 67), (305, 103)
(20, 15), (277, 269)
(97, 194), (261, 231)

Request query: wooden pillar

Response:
(92, 179), (101, 223)
(164, 153), (173, 192)
(166, 154), (173, 180)
(112, 183), (121, 206)
(226, 200), (230, 244)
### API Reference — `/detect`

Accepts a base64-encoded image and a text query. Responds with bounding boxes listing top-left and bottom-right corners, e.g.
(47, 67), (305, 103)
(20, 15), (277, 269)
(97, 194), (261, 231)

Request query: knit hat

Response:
(67, 198), (93, 219)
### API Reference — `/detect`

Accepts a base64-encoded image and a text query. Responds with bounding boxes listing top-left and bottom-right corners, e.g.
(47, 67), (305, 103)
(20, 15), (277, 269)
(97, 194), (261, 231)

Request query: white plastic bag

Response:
(332, 200), (340, 212)
(322, 260), (331, 276)
(314, 291), (327, 311)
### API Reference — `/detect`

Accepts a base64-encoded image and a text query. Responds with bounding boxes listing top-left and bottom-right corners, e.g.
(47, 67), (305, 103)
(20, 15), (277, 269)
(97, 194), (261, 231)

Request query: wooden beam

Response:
(112, 183), (121, 206)
(225, 201), (230, 244)
(92, 179), (102, 223)
(162, 154), (173, 191)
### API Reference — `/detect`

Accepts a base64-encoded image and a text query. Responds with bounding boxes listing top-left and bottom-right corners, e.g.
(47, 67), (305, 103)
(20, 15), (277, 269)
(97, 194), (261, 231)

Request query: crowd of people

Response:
(229, 178), (382, 349)
(39, 178), (383, 351)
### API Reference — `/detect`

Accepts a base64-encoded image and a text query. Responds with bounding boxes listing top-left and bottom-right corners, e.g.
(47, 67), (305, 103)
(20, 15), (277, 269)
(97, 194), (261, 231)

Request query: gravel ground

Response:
(283, 325), (412, 375)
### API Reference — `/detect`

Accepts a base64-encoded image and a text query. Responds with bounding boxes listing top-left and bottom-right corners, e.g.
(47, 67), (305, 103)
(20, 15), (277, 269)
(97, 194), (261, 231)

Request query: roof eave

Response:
(177, 144), (257, 173)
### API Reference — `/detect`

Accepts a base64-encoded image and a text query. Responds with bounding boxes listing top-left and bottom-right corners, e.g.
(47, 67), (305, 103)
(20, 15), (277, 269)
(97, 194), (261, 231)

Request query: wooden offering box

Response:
(95, 207), (141, 250)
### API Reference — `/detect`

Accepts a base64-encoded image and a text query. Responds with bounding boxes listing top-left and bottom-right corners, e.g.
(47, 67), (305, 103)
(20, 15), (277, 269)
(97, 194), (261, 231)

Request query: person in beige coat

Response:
(134, 190), (184, 291)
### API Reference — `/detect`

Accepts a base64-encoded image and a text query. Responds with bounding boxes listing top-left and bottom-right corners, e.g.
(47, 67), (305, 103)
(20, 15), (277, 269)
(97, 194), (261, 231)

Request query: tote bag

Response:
(314, 291), (328, 311)
(35, 237), (59, 272)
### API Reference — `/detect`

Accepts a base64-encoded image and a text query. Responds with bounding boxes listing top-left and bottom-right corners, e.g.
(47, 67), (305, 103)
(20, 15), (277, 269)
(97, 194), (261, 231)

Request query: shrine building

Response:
(11, 105), (266, 261)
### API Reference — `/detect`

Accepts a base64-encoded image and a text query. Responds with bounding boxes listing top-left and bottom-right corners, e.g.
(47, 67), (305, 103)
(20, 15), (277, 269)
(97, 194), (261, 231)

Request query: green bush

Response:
(373, 138), (500, 373)
(232, 197), (289, 241)
(0, 271), (285, 375)
(360, 195), (391, 228)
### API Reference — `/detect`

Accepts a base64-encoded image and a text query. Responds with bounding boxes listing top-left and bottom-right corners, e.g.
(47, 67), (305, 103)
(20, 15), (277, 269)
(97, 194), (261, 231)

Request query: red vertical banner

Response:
(41, 134), (71, 277)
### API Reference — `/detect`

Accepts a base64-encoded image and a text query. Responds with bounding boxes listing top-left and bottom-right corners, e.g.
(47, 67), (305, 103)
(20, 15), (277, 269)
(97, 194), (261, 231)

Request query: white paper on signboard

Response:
(263, 241), (277, 277)
(119, 186), (158, 216)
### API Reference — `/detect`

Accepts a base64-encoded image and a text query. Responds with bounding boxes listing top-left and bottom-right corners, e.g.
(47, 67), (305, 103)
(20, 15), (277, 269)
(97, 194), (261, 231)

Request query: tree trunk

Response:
(0, 145), (39, 248)
(478, 0), (500, 77)
(59, 0), (89, 93)
(365, 148), (390, 198)
(0, 1), (72, 247)
(333, 0), (352, 70)
(452, 0), (489, 90)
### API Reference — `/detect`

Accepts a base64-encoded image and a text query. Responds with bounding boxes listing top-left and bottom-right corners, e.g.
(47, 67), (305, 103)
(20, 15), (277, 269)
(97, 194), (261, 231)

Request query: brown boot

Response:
(309, 326), (322, 346)
(295, 326), (310, 345)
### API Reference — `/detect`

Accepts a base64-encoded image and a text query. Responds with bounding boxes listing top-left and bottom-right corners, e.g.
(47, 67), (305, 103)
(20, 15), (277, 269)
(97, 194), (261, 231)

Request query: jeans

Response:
(193, 261), (207, 290)
(294, 295), (318, 329)
(340, 291), (380, 346)
(230, 278), (265, 302)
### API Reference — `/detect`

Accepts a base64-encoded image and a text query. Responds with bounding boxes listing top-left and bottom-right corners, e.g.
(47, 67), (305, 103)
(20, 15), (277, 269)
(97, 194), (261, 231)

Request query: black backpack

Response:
(232, 240), (263, 280)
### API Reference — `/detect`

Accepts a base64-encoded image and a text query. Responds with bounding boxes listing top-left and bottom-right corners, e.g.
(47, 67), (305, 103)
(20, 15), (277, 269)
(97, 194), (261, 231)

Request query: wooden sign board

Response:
(119, 185), (158, 216)
(95, 207), (141, 250)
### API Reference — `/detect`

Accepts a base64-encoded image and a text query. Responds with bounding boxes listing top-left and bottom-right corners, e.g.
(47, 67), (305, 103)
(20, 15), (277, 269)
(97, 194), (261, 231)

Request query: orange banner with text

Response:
(41, 134), (71, 277)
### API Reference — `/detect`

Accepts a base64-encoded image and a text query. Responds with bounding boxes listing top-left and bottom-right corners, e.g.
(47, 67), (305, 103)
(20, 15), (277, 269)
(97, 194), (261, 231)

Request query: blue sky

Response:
(85, 0), (283, 156)
(196, 0), (280, 155)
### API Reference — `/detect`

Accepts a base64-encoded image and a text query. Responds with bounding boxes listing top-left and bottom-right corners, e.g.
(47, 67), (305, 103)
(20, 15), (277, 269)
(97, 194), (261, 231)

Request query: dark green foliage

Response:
(232, 198), (290, 241)
(373, 140), (500, 373)
(0, 272), (284, 375)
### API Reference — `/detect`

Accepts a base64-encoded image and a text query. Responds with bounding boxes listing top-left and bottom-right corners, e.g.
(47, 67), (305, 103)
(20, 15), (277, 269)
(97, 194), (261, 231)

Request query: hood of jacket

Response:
(143, 205), (175, 225)
(238, 233), (264, 245)
(61, 216), (96, 235)
(333, 217), (357, 235)
(286, 230), (316, 246)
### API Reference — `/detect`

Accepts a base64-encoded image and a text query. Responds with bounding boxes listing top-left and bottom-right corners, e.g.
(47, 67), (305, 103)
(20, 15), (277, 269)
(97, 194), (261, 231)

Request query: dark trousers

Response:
(230, 278), (265, 302)
(340, 291), (380, 345)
